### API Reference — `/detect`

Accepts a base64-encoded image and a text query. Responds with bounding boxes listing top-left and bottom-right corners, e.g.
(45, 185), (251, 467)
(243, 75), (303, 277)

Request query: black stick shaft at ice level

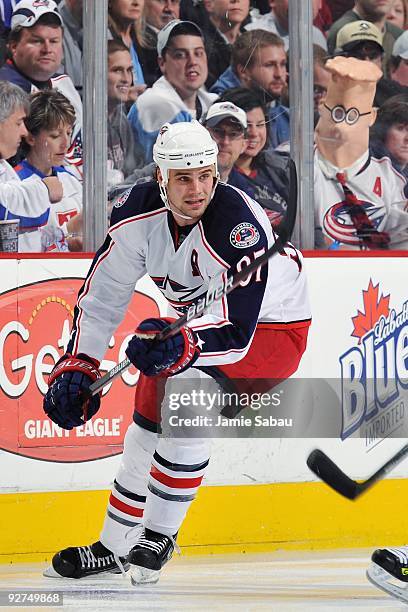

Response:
(88, 159), (298, 397)
(307, 444), (408, 500)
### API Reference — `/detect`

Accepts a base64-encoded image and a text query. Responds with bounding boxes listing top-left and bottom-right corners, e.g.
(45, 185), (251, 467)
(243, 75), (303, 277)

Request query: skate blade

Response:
(43, 565), (64, 578)
(43, 565), (129, 579)
(130, 565), (161, 585)
(367, 562), (408, 604)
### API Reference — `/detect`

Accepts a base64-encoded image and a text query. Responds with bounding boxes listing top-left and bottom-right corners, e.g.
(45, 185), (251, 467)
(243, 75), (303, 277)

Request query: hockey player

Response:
(42, 121), (311, 585)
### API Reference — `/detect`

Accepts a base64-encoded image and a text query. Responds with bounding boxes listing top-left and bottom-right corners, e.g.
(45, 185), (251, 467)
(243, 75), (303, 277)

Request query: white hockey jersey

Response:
(15, 160), (82, 252)
(0, 159), (50, 234)
(68, 181), (311, 368)
(314, 149), (408, 249)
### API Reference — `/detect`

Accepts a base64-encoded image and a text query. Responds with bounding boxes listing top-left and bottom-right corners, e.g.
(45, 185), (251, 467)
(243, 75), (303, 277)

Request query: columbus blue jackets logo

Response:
(323, 201), (385, 246)
(230, 223), (260, 249)
(113, 188), (132, 208)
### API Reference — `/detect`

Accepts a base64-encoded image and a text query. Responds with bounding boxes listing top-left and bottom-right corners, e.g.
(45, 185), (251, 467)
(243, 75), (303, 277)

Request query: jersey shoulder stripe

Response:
(15, 160), (44, 180)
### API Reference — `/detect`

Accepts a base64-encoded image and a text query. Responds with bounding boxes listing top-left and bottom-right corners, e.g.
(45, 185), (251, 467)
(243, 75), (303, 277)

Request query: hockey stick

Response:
(88, 159), (298, 397)
(307, 444), (408, 500)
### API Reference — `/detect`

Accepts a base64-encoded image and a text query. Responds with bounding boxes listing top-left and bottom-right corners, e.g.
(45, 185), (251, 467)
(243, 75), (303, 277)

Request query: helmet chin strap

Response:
(168, 200), (194, 221)
(158, 182), (193, 220)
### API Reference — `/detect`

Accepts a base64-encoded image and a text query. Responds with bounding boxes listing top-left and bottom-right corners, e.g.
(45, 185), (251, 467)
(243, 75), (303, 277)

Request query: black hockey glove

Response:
(125, 317), (200, 377)
(43, 354), (102, 430)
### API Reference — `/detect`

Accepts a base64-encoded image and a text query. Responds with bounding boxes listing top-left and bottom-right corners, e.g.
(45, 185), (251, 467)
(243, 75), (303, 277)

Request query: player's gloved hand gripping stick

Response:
(87, 159), (298, 397)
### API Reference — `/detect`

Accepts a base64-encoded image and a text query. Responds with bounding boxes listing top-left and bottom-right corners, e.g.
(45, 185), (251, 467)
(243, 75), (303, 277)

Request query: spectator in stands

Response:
(58, 0), (83, 94)
(107, 39), (144, 188)
(389, 31), (408, 85)
(201, 0), (251, 87)
(216, 87), (290, 227)
(245, 0), (328, 52)
(179, 0), (210, 27)
(314, 56), (408, 250)
(0, 81), (63, 250)
(108, 0), (147, 103)
(136, 0), (181, 87)
(0, 0), (17, 31)
(386, 0), (408, 30)
(110, 100), (247, 196)
(0, 8), (10, 67)
(334, 20), (384, 68)
(0, 0), (83, 178)
(334, 20), (408, 105)
(370, 93), (408, 190)
(203, 100), (248, 182)
(327, 0), (403, 77)
(314, 0), (333, 34)
(211, 30), (289, 150)
(313, 44), (330, 118)
(16, 89), (82, 252)
(128, 19), (216, 162)
(330, 0), (355, 23)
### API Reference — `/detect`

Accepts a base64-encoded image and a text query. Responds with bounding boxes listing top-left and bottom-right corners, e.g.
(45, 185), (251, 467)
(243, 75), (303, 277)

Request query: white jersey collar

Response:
(316, 149), (369, 181)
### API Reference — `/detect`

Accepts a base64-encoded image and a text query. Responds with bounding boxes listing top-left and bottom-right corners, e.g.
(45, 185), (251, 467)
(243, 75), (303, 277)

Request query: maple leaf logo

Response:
(351, 280), (390, 343)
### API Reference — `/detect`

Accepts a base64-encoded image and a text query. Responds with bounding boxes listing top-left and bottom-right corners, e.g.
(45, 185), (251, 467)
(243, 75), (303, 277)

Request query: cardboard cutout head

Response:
(315, 56), (382, 168)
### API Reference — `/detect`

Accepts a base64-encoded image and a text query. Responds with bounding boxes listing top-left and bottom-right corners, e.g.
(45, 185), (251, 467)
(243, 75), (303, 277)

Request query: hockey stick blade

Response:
(88, 159), (298, 397)
(307, 449), (359, 499)
(307, 444), (408, 500)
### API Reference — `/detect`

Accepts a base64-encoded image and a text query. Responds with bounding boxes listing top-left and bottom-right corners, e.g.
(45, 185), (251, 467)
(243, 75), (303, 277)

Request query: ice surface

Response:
(0, 549), (405, 611)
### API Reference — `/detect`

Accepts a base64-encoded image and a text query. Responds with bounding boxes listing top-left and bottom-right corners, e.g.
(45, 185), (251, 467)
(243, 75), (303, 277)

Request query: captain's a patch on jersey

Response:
(230, 222), (260, 249)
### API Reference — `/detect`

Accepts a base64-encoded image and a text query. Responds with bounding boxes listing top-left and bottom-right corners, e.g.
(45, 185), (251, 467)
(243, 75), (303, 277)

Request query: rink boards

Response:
(1, 252), (408, 562)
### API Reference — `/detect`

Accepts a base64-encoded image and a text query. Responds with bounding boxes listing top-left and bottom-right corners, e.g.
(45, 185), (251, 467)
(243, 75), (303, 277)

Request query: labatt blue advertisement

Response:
(340, 280), (407, 442)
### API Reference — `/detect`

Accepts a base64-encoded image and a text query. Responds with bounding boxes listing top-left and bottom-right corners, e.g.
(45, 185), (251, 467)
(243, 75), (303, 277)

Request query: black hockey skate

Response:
(366, 546), (408, 603)
(43, 540), (129, 579)
(128, 528), (178, 585)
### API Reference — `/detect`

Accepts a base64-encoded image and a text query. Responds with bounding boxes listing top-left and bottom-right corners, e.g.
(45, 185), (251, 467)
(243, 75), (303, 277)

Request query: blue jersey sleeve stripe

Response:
(0, 202), (49, 228)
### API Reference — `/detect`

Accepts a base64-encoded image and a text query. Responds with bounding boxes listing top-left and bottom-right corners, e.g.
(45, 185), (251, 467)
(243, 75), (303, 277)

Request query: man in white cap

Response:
(127, 19), (217, 164)
(42, 119), (310, 585)
(0, 0), (83, 178)
(389, 31), (408, 87)
(203, 101), (248, 183)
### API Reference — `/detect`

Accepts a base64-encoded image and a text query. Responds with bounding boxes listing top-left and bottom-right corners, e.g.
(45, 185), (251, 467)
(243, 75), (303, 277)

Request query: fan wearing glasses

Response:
(314, 55), (408, 250)
(211, 88), (291, 230)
